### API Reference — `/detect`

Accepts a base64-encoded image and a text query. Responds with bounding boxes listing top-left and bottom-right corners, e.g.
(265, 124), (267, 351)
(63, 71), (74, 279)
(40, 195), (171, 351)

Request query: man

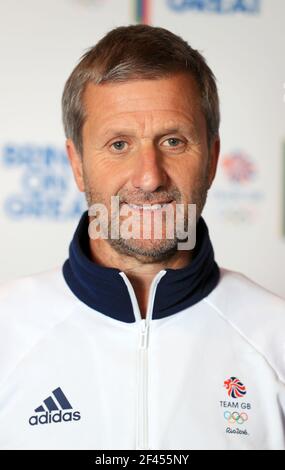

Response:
(0, 24), (284, 450)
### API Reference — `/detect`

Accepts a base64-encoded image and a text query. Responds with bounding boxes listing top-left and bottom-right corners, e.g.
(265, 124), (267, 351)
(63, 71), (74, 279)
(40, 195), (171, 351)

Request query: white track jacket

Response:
(0, 210), (284, 450)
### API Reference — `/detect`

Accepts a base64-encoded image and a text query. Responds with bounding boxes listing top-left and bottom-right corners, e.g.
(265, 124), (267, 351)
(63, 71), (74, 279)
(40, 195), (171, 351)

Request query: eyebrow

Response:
(101, 124), (198, 139)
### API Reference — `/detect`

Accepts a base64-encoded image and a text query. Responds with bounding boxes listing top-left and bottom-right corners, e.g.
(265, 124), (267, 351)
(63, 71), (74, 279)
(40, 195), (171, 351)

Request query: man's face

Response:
(67, 73), (219, 262)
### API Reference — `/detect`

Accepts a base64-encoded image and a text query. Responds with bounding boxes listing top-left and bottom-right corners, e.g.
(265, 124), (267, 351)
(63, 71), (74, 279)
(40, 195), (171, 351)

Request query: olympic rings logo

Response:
(224, 411), (248, 424)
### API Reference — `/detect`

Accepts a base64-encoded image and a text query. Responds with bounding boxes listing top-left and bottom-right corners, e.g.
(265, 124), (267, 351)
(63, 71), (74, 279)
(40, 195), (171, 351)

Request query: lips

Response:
(122, 200), (174, 211)
(123, 200), (173, 206)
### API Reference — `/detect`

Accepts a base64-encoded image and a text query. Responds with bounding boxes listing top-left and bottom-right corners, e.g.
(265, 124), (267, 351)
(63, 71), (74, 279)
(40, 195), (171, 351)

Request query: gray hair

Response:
(62, 24), (220, 157)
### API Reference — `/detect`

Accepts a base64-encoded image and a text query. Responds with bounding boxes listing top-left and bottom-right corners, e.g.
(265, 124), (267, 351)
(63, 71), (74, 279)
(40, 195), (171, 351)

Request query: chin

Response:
(108, 237), (178, 261)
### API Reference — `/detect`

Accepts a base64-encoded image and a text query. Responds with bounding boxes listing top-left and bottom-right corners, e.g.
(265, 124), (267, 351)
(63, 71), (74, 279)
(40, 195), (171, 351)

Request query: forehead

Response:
(82, 73), (203, 132)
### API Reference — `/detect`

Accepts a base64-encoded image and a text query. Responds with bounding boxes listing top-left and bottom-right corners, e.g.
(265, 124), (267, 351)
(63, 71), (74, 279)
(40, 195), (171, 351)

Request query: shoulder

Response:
(205, 267), (285, 382)
(0, 266), (78, 383)
(207, 266), (285, 312)
(0, 265), (77, 315)
(0, 263), (75, 298)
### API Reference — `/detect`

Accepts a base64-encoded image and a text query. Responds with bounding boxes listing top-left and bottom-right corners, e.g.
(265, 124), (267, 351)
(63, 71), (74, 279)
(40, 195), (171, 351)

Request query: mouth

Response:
(122, 200), (174, 212)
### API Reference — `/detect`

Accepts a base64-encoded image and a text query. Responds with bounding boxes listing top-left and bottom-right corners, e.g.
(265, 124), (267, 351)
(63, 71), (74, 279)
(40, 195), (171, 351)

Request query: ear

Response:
(65, 138), (85, 192)
(207, 136), (220, 189)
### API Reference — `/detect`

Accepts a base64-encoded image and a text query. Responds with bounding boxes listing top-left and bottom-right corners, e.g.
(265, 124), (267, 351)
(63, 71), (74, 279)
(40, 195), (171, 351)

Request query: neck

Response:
(62, 210), (220, 323)
(88, 229), (193, 319)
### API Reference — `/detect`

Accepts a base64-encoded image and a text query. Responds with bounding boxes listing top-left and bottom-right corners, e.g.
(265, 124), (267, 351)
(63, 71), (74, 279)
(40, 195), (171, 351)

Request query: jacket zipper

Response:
(136, 271), (167, 450)
(119, 269), (167, 450)
(137, 318), (149, 449)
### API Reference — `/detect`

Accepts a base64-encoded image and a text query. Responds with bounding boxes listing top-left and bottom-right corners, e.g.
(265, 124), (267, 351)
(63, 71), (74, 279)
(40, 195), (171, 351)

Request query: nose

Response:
(130, 143), (168, 193)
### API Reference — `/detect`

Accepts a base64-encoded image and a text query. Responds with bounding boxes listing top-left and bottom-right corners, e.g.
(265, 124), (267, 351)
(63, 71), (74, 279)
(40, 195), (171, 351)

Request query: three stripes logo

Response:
(29, 387), (81, 426)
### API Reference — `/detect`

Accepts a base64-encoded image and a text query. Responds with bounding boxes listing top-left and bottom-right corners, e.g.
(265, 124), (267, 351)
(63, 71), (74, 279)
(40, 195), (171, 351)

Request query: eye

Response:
(162, 137), (184, 148)
(110, 140), (128, 152)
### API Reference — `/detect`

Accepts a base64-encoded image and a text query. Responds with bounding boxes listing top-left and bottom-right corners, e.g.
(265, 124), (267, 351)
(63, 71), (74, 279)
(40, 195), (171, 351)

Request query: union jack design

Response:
(224, 377), (247, 398)
(222, 152), (256, 183)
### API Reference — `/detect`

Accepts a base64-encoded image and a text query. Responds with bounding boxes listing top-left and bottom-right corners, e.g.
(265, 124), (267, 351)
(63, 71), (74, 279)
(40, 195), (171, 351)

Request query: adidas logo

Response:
(29, 387), (81, 426)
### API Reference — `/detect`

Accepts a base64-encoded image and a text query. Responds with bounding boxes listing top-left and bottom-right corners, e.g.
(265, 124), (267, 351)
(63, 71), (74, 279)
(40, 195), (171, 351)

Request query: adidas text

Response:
(29, 410), (81, 426)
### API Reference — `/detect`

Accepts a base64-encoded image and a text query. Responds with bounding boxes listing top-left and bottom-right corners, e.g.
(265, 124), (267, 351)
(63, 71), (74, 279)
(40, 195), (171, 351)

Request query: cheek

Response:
(168, 156), (204, 186)
(85, 157), (129, 201)
(168, 156), (208, 204)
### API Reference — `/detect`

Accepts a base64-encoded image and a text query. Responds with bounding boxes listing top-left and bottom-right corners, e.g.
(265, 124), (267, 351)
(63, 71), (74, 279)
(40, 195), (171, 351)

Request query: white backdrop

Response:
(0, 0), (284, 298)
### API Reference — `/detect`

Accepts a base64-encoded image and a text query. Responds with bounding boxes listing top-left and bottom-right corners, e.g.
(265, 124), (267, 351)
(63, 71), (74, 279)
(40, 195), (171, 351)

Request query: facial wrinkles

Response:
(81, 77), (210, 232)
(84, 85), (202, 144)
(83, 118), (207, 211)
(83, 158), (209, 223)
(91, 109), (201, 148)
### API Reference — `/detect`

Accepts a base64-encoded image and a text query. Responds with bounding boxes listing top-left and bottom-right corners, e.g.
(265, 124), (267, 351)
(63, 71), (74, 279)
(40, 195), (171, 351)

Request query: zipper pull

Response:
(139, 319), (149, 349)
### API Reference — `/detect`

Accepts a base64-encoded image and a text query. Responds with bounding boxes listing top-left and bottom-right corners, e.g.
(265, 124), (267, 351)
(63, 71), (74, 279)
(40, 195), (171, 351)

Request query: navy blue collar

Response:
(62, 210), (220, 323)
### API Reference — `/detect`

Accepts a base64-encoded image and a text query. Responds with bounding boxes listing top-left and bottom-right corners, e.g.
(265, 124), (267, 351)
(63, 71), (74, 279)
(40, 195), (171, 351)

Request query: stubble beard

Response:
(83, 174), (209, 263)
